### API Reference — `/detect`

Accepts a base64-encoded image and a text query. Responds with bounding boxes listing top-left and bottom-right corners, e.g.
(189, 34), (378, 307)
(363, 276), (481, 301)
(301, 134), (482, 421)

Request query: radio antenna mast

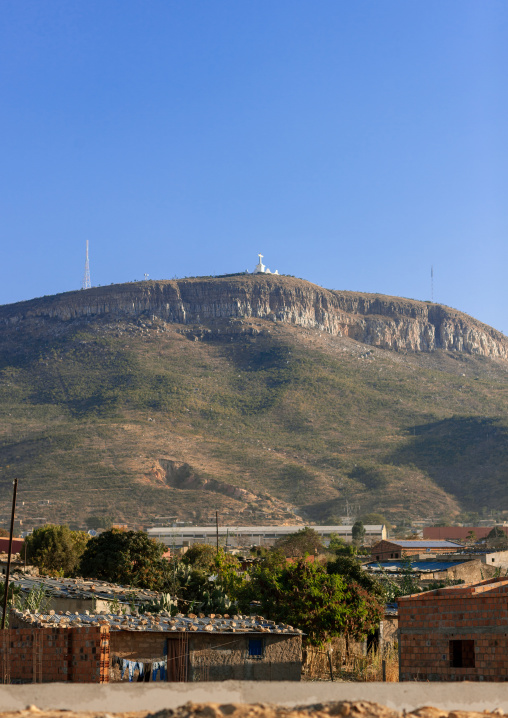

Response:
(82, 240), (91, 290)
(431, 265), (434, 303)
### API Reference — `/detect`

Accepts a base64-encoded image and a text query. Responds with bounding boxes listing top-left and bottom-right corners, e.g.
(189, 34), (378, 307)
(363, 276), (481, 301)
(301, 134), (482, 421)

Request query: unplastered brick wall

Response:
(2, 625), (110, 683)
(398, 579), (508, 682)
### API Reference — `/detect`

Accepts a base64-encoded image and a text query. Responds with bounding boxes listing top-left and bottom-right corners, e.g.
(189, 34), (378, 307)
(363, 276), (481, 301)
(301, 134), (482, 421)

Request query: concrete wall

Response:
(417, 560), (498, 587)
(8, 681), (508, 713)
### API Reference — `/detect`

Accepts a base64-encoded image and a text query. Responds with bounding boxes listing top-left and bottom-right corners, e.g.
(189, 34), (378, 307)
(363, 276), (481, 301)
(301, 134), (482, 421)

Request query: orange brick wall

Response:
(1, 626), (110, 683)
(399, 588), (508, 681)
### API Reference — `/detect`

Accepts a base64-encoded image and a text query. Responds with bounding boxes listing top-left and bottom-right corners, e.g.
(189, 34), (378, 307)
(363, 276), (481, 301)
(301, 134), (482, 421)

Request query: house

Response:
(10, 575), (169, 615)
(4, 609), (303, 683)
(423, 526), (508, 542)
(398, 578), (508, 682)
(364, 557), (498, 586)
(370, 539), (461, 561)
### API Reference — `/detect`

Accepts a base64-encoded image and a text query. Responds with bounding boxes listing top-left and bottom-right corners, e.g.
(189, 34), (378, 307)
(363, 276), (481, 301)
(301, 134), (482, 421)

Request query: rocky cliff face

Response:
(1, 275), (507, 359)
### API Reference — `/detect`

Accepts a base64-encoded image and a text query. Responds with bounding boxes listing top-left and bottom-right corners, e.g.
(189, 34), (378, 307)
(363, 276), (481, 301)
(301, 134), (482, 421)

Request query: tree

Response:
(377, 555), (422, 602)
(328, 534), (357, 557)
(182, 543), (217, 569)
(273, 527), (325, 558)
(85, 515), (113, 530)
(487, 526), (506, 540)
(25, 525), (89, 576)
(486, 526), (508, 550)
(327, 554), (384, 601)
(352, 520), (366, 545)
(79, 529), (167, 590)
(236, 559), (382, 646)
(0, 528), (9, 538)
(358, 513), (392, 532)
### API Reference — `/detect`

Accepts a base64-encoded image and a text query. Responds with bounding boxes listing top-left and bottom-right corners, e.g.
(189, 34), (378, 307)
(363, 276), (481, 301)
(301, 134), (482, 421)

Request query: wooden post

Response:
(215, 511), (219, 554)
(327, 649), (334, 682)
(1, 479), (18, 630)
(382, 658), (386, 682)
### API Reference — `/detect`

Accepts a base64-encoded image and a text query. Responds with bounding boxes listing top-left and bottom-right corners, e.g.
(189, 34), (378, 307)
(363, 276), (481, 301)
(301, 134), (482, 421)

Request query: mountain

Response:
(0, 274), (507, 531)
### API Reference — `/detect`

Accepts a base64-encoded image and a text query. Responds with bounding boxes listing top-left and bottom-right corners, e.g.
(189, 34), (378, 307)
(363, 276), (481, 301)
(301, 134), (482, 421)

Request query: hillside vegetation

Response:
(0, 278), (507, 530)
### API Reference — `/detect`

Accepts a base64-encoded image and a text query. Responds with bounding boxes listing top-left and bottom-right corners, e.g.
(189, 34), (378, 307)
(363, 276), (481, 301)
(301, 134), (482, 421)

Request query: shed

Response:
(370, 539), (461, 562)
(6, 609), (303, 683)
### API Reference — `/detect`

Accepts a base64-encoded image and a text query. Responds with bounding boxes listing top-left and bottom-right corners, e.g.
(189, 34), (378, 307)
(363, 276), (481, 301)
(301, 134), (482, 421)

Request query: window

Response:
(248, 639), (263, 658)
(450, 640), (475, 668)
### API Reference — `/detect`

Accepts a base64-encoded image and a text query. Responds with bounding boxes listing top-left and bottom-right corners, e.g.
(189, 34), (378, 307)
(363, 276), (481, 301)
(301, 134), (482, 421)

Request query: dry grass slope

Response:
(0, 282), (507, 529)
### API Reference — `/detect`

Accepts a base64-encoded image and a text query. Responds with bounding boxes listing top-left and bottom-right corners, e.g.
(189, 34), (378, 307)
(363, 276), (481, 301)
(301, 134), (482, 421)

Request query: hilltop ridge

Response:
(1, 274), (506, 359)
(0, 275), (507, 530)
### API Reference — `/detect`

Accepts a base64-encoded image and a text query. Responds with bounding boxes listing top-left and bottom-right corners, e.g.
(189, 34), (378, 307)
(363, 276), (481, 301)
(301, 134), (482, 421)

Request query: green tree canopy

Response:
(487, 526), (506, 540)
(327, 554), (384, 601)
(273, 527), (325, 558)
(236, 559), (382, 646)
(328, 534), (357, 557)
(85, 515), (113, 530)
(79, 529), (167, 589)
(352, 520), (366, 545)
(24, 525), (89, 577)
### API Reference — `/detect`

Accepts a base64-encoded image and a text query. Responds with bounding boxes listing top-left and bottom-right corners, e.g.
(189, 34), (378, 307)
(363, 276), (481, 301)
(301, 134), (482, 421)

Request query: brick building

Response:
(0, 538), (23, 554)
(423, 526), (508, 542)
(398, 578), (508, 682)
(370, 539), (461, 561)
(4, 609), (302, 683)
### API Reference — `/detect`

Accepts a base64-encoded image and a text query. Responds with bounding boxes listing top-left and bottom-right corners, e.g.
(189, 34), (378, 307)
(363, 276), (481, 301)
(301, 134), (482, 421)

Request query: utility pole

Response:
(216, 511), (219, 554)
(1, 479), (18, 630)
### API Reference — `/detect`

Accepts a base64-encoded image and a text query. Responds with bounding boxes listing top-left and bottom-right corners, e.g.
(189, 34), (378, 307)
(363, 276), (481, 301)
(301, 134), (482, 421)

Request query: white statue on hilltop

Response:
(253, 253), (279, 275)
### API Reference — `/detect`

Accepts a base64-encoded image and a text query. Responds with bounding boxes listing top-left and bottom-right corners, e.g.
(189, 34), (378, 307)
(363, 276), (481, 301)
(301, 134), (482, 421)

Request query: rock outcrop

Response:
(1, 274), (506, 358)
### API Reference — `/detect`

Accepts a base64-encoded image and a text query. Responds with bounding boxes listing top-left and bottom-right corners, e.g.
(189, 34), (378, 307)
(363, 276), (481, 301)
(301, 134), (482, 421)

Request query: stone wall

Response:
(187, 634), (301, 682)
(109, 630), (302, 682)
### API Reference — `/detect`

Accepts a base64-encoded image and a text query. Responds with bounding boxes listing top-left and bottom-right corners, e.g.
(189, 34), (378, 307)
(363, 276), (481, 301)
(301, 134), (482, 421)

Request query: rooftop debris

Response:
(10, 608), (303, 635)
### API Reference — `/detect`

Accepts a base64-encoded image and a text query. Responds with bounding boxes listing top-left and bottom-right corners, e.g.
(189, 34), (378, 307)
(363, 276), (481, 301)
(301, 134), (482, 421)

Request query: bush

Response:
(25, 525), (89, 577)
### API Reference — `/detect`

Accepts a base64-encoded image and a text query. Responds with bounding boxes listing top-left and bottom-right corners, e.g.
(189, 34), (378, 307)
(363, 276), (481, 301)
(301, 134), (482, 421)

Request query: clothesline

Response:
(113, 635), (247, 681)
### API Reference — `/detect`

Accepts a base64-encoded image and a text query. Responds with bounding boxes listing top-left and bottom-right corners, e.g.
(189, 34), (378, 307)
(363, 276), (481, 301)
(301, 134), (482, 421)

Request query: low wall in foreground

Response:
(2, 681), (508, 713)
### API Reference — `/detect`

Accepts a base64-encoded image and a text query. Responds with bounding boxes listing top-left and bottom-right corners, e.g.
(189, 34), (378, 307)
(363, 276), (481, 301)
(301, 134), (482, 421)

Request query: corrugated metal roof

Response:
(387, 540), (461, 548)
(366, 560), (466, 572)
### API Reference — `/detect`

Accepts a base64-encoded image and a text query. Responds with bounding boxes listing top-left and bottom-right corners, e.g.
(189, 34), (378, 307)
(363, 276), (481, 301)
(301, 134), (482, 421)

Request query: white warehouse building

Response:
(146, 524), (386, 550)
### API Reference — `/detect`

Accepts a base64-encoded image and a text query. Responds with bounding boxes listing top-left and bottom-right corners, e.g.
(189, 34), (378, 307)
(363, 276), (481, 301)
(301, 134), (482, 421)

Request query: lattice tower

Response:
(82, 240), (91, 289)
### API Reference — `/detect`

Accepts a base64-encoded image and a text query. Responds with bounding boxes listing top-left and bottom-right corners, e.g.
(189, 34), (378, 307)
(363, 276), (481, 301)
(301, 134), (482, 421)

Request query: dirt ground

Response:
(0, 701), (506, 718)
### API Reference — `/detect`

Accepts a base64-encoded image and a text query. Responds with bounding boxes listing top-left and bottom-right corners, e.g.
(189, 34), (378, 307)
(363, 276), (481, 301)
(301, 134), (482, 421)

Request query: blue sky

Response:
(1, 1), (507, 332)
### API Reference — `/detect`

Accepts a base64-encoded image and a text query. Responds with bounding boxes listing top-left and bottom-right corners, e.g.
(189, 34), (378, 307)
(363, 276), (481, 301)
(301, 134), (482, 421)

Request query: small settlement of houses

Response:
(4, 532), (508, 683)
